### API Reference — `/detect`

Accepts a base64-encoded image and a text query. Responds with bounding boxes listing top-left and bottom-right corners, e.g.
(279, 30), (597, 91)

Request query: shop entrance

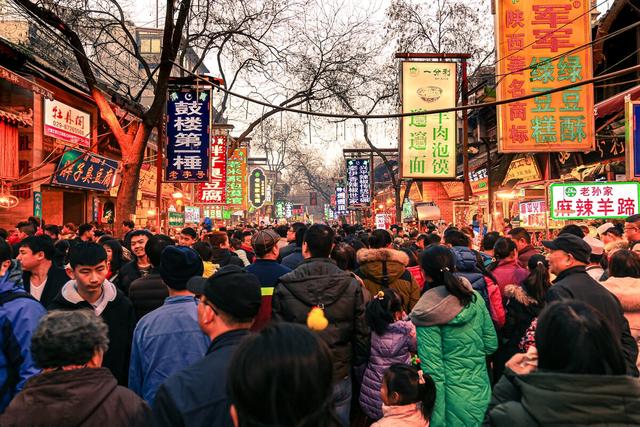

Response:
(63, 192), (85, 225)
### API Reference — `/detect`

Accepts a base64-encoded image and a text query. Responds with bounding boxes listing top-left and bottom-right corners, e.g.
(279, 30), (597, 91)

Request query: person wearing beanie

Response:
(129, 246), (210, 403)
(152, 265), (262, 427)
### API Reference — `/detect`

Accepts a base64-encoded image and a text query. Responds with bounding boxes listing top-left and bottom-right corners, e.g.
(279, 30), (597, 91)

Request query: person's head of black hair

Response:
(78, 223), (94, 237)
(228, 323), (337, 427)
(292, 222), (306, 232)
(27, 216), (43, 228)
(399, 247), (418, 267)
(303, 224), (335, 258)
(130, 229), (153, 240)
(102, 239), (124, 271)
(420, 245), (472, 306)
(383, 364), (435, 421)
(608, 249), (640, 278)
(193, 241), (213, 262)
(369, 229), (393, 249)
(0, 238), (12, 263)
(43, 224), (60, 238)
(275, 224), (289, 238)
(19, 236), (55, 261)
(365, 288), (403, 335)
(425, 234), (441, 245)
(181, 227), (198, 240)
(558, 224), (585, 238)
(295, 226), (307, 247)
(603, 226), (623, 238)
(416, 234), (427, 244)
(68, 242), (107, 269)
(409, 229), (419, 239)
(0, 228), (7, 241)
(350, 238), (367, 252)
(482, 231), (500, 251)
(330, 243), (357, 271)
(508, 227), (531, 244)
(535, 300), (626, 375)
(122, 220), (135, 229)
(443, 230), (470, 248)
(487, 238), (517, 272)
(626, 214), (640, 224)
(145, 234), (175, 267)
(16, 221), (36, 237)
(524, 254), (551, 304)
(54, 240), (70, 265)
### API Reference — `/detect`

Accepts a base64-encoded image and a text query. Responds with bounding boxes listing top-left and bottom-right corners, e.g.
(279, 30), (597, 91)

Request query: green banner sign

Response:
(168, 212), (185, 227)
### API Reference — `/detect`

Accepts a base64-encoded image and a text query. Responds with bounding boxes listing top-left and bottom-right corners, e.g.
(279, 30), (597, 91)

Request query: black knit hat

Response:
(158, 246), (204, 290)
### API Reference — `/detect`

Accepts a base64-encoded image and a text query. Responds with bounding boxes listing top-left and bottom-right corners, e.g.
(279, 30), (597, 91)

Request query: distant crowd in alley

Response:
(0, 215), (639, 426)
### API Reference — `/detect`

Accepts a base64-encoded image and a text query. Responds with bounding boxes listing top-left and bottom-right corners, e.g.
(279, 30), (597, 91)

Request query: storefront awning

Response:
(0, 109), (31, 127)
(595, 84), (640, 118)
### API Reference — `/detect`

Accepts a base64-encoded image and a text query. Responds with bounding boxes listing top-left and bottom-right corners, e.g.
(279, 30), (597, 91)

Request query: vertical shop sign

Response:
(196, 134), (227, 203)
(275, 201), (286, 219)
(184, 206), (201, 224)
(226, 148), (247, 207)
(33, 191), (42, 219)
(165, 89), (210, 182)
(346, 158), (371, 206)
(496, 0), (594, 152)
(285, 202), (293, 219)
(626, 102), (640, 179)
(248, 168), (267, 209)
(401, 62), (457, 178)
(335, 183), (348, 215)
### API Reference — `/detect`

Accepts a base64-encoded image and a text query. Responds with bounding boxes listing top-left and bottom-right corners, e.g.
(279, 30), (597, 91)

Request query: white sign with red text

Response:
(550, 182), (640, 220)
(44, 99), (90, 147)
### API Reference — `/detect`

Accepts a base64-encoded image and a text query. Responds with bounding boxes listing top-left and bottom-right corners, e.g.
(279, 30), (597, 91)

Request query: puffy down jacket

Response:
(410, 282), (497, 427)
(359, 320), (416, 420)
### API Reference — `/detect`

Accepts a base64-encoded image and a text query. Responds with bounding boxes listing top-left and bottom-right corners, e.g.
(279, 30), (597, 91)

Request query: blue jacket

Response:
(151, 329), (249, 427)
(0, 260), (46, 411)
(245, 259), (291, 287)
(129, 296), (210, 403)
(450, 246), (491, 310)
(281, 249), (304, 270)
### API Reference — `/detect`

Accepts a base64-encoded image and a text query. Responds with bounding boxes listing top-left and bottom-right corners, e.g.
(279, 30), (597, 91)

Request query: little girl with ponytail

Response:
(371, 364), (435, 426)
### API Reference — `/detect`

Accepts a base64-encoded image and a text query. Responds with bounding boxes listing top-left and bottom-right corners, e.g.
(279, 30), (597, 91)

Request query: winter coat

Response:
(22, 264), (69, 308)
(129, 296), (210, 403)
(281, 249), (304, 270)
(450, 246), (503, 327)
(359, 320), (416, 420)
(118, 260), (151, 295)
(601, 276), (640, 369)
(272, 258), (370, 381)
(48, 280), (136, 386)
(152, 329), (248, 427)
(211, 249), (244, 268)
(586, 265), (605, 281)
(356, 248), (421, 313)
(410, 281), (497, 427)
(0, 261), (46, 411)
(406, 266), (425, 290)
(484, 368), (640, 426)
(245, 259), (291, 331)
(0, 368), (149, 427)
(493, 284), (543, 380)
(488, 259), (528, 296)
(128, 270), (169, 321)
(278, 242), (298, 261)
(516, 245), (539, 267)
(548, 266), (639, 377)
(371, 404), (428, 427)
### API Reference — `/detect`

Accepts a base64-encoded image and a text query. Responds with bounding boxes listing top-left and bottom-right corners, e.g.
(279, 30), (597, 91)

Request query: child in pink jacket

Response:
(372, 364), (435, 427)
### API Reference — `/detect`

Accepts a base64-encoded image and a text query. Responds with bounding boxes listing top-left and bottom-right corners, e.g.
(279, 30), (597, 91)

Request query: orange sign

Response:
(495, 0), (594, 152)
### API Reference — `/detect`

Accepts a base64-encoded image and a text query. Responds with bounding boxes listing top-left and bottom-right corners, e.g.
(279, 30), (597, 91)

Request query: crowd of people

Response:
(0, 215), (639, 426)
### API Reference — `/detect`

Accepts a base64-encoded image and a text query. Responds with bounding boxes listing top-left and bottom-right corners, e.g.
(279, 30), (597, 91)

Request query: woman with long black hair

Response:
(410, 245), (497, 427)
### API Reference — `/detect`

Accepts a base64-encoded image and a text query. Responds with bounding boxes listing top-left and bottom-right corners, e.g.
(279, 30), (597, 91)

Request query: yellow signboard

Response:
(495, 0), (594, 152)
(401, 62), (457, 178)
(503, 155), (542, 184)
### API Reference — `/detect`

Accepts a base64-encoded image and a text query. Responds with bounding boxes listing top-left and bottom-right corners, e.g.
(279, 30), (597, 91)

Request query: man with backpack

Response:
(272, 224), (369, 426)
(0, 238), (46, 411)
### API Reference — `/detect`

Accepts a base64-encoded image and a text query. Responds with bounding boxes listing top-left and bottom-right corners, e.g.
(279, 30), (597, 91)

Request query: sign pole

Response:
(156, 117), (164, 234)
(462, 57), (470, 201)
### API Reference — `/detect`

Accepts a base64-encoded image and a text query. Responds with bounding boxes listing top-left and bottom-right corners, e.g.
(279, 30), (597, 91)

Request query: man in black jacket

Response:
(152, 266), (261, 427)
(543, 233), (639, 376)
(118, 230), (153, 295)
(128, 234), (173, 321)
(48, 242), (136, 386)
(272, 224), (369, 426)
(17, 236), (68, 307)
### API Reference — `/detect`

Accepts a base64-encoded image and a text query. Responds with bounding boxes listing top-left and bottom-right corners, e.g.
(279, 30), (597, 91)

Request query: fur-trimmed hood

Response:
(503, 284), (538, 307)
(601, 277), (640, 312)
(357, 248), (409, 283)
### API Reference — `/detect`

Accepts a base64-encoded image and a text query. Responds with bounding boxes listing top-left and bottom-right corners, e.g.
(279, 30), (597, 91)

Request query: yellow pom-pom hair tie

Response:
(374, 291), (385, 300)
(307, 306), (329, 331)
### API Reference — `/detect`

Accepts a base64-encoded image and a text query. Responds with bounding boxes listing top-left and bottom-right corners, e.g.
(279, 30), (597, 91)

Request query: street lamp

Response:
(172, 191), (184, 199)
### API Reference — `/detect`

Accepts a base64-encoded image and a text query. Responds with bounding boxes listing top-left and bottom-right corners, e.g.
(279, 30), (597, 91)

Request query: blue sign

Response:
(51, 149), (119, 192)
(346, 158), (371, 206)
(165, 89), (210, 182)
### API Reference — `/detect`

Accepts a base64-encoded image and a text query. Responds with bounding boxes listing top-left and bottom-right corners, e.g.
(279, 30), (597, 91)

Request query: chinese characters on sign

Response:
(226, 148), (247, 207)
(165, 89), (210, 182)
(51, 149), (119, 192)
(196, 135), (227, 204)
(44, 99), (91, 147)
(519, 200), (547, 228)
(324, 204), (335, 221)
(203, 206), (233, 220)
(248, 168), (267, 209)
(346, 159), (371, 206)
(626, 102), (640, 179)
(470, 168), (489, 194)
(502, 155), (542, 184)
(335, 184), (348, 216)
(275, 201), (286, 219)
(401, 62), (457, 178)
(550, 182), (640, 220)
(168, 212), (185, 227)
(184, 206), (200, 224)
(496, 0), (594, 152)
(285, 202), (293, 219)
